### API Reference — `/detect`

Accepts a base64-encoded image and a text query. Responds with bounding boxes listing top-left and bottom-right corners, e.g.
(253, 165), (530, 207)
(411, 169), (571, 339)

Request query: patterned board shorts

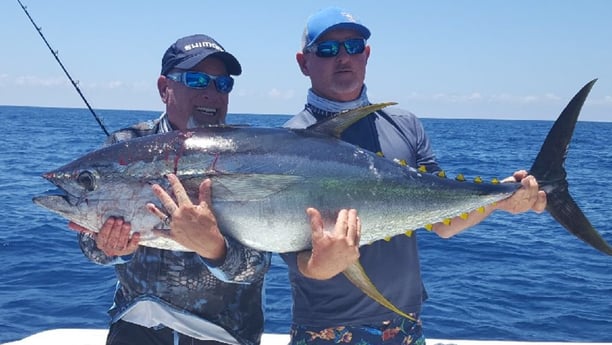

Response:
(289, 315), (426, 345)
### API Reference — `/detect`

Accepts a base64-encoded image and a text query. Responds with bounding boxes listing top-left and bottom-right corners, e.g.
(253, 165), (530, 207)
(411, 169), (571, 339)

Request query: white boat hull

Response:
(2, 329), (611, 345)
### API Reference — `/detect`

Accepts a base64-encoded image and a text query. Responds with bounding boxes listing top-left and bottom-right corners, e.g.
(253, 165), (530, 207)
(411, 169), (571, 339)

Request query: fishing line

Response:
(17, 0), (110, 137)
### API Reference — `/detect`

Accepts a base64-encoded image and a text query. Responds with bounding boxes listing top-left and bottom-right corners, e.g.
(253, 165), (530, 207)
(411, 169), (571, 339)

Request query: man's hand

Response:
(148, 174), (226, 261)
(497, 170), (547, 214)
(298, 208), (361, 280)
(69, 217), (140, 257)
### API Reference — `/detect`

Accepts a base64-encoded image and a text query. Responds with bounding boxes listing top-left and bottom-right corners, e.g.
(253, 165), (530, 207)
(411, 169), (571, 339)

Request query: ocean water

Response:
(0, 105), (611, 343)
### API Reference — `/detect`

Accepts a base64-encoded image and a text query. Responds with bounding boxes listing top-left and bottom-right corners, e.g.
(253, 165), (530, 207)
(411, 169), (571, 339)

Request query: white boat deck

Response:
(2, 329), (611, 345)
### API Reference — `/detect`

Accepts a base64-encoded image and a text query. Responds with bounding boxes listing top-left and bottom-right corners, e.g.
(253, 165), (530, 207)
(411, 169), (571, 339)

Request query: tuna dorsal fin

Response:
(307, 102), (397, 138)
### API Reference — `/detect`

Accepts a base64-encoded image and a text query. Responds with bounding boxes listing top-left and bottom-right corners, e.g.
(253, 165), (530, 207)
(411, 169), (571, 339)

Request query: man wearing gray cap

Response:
(70, 34), (271, 345)
(281, 7), (545, 345)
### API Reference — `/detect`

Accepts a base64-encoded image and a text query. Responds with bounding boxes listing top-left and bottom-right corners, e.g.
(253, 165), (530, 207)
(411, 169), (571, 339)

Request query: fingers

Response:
(499, 174), (546, 214)
(95, 218), (115, 249)
(513, 170), (529, 181)
(335, 209), (359, 247)
(151, 183), (178, 215)
(147, 202), (172, 228)
(333, 208), (348, 234)
(199, 178), (212, 205)
(167, 174), (192, 206)
(525, 174), (547, 213)
(306, 207), (324, 241)
(68, 221), (95, 235)
(124, 232), (141, 252)
(501, 170), (528, 183)
(307, 208), (361, 246)
(95, 217), (136, 256)
(147, 202), (165, 218)
(346, 209), (360, 246)
(326, 208), (360, 247)
(151, 174), (192, 216)
(533, 191), (547, 213)
(196, 178), (214, 217)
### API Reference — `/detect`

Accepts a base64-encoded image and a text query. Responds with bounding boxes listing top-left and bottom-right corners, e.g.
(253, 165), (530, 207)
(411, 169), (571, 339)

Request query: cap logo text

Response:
(184, 41), (223, 52)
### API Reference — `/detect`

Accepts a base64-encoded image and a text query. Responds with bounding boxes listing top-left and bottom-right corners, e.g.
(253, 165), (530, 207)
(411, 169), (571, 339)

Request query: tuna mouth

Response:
(32, 188), (76, 209)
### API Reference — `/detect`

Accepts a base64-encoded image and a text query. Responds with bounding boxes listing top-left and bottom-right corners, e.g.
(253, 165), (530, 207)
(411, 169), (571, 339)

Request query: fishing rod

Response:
(17, 0), (110, 137)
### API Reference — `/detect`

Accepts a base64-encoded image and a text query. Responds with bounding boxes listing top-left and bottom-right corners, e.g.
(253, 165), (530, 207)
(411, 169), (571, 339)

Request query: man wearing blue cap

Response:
(281, 7), (546, 345)
(70, 34), (271, 345)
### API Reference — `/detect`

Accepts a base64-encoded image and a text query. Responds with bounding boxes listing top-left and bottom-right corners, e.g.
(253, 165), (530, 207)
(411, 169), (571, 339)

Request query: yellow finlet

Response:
(418, 165), (427, 173)
(455, 173), (466, 182)
(424, 224), (433, 231)
(376, 151), (384, 157)
(474, 176), (483, 184)
(442, 218), (451, 225)
(460, 212), (469, 220)
(491, 178), (500, 184)
(404, 230), (413, 237)
(395, 159), (407, 166)
(436, 170), (447, 178)
(477, 206), (486, 213)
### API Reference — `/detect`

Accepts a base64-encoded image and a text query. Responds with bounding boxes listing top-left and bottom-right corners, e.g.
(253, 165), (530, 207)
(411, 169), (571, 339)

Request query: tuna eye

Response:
(77, 171), (96, 191)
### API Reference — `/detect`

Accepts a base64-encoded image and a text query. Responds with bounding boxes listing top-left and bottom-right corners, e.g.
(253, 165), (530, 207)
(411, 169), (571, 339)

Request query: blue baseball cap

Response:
(302, 7), (371, 49)
(161, 34), (242, 76)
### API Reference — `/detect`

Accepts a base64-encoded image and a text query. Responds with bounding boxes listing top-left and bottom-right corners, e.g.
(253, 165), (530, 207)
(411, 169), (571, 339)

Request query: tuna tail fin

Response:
(529, 79), (612, 255)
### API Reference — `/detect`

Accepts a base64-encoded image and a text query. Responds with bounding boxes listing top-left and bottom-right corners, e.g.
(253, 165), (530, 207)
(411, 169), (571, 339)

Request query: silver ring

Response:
(163, 215), (172, 226)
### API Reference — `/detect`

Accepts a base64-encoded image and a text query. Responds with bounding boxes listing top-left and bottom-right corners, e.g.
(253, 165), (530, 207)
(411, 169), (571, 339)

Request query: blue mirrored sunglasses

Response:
(305, 38), (366, 58)
(166, 71), (234, 94)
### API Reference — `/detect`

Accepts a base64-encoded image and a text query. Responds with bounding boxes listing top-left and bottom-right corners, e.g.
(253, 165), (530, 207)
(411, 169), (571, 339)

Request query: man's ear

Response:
(158, 76), (169, 103)
(296, 52), (309, 76)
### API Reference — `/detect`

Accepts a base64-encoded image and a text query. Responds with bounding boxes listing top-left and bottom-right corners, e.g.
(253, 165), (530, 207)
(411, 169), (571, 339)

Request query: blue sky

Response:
(2, 0), (611, 121)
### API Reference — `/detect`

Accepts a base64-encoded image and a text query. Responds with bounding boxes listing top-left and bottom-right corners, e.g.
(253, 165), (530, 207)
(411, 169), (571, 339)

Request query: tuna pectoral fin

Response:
(547, 190), (612, 255)
(343, 261), (417, 322)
